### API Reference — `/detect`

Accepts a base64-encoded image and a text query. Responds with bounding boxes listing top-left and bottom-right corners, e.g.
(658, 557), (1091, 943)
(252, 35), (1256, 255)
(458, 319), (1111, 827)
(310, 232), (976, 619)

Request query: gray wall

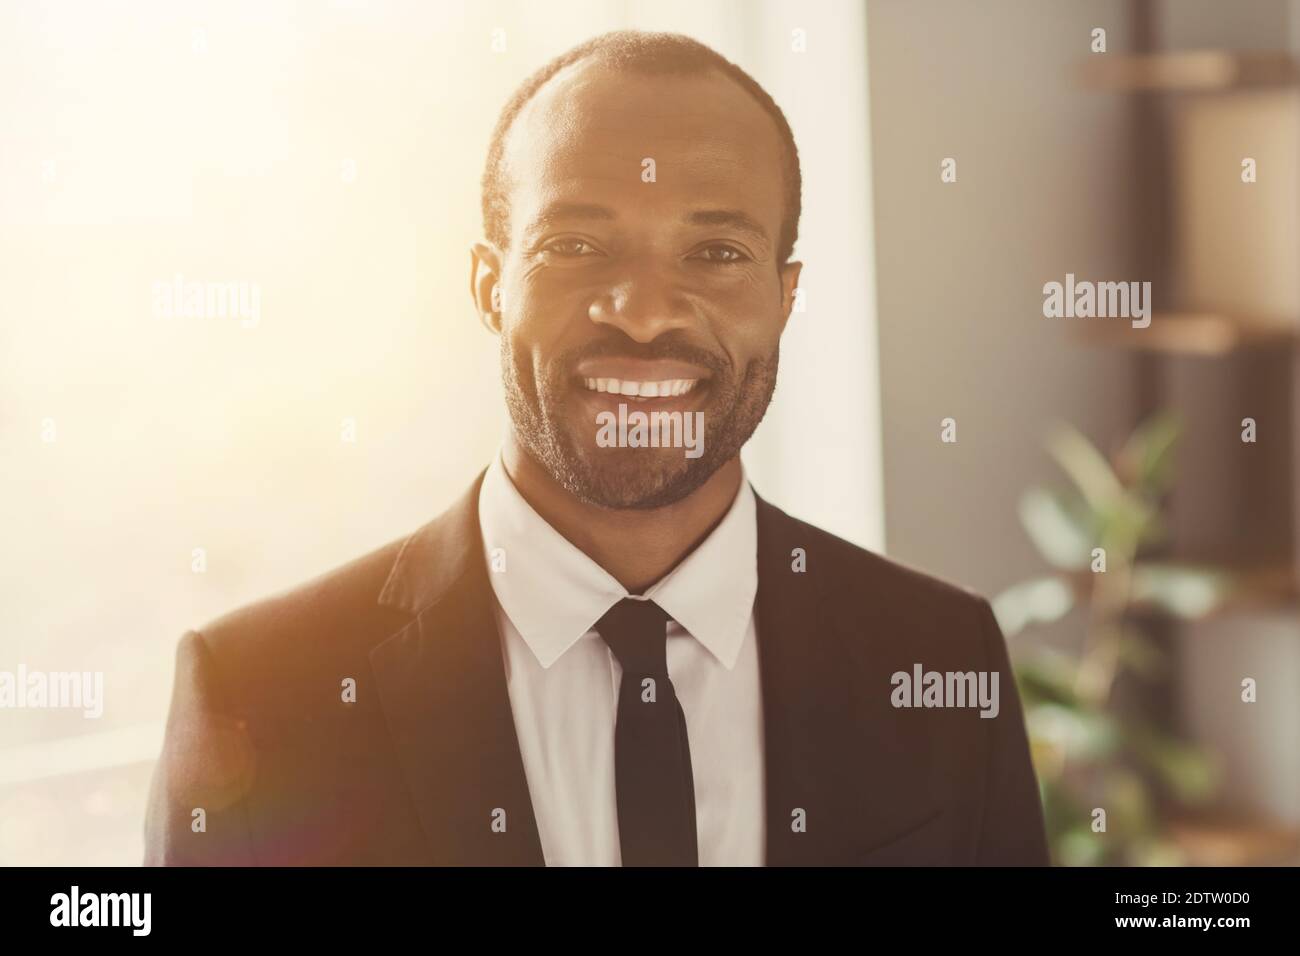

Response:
(868, 0), (1139, 598)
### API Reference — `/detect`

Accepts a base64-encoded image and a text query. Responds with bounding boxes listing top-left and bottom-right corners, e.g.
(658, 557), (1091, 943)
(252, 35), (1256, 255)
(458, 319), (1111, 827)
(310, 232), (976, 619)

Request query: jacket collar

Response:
(476, 453), (758, 671)
(376, 474), (483, 617)
(371, 470), (545, 864)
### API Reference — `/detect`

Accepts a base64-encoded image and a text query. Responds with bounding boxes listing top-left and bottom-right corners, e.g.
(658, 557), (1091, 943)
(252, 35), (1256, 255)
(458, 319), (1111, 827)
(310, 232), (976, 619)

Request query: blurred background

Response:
(1, 0), (1297, 865)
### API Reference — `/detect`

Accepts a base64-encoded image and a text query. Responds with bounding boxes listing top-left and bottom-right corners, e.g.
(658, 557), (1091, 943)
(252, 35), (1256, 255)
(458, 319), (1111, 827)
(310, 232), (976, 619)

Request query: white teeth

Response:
(582, 377), (699, 397)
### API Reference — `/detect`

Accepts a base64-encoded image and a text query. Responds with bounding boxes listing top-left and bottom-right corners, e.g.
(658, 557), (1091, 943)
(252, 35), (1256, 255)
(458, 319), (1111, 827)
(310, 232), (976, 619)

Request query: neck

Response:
(502, 435), (743, 594)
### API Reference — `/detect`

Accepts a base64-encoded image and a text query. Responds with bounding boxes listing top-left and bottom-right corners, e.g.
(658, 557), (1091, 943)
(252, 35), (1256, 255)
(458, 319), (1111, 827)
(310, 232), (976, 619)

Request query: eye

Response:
(690, 244), (750, 264)
(541, 237), (600, 258)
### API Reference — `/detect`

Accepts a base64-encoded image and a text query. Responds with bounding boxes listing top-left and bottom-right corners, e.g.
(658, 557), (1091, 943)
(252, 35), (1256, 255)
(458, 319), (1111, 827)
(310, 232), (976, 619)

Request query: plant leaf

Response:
(1019, 487), (1094, 569)
(1046, 422), (1124, 510)
(993, 575), (1075, 637)
(1112, 626), (1167, 678)
(1015, 647), (1081, 708)
(1125, 722), (1218, 803)
(1118, 413), (1181, 495)
(1131, 563), (1235, 619)
(1026, 701), (1121, 762)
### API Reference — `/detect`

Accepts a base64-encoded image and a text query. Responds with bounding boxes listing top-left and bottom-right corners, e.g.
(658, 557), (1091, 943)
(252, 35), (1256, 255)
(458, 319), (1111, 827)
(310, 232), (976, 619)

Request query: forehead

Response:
(500, 60), (786, 238)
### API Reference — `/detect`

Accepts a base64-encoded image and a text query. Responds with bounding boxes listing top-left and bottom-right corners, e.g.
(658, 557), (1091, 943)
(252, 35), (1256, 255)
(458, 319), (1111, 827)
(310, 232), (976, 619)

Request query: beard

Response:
(501, 332), (779, 510)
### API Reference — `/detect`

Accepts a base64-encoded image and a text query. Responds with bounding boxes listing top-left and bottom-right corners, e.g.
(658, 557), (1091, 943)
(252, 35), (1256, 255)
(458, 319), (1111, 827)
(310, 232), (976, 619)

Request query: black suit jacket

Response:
(145, 471), (1050, 866)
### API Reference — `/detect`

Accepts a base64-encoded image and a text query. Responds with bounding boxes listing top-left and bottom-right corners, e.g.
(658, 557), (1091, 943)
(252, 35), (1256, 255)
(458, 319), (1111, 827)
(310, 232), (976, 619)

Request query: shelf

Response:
(1168, 814), (1300, 866)
(1075, 312), (1299, 355)
(1205, 564), (1300, 617)
(1079, 50), (1300, 92)
(1054, 563), (1299, 620)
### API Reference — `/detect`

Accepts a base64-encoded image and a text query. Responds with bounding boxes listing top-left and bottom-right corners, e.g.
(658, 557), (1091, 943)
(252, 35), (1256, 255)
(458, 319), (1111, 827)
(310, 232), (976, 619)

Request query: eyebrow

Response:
(521, 202), (771, 248)
(685, 209), (770, 247)
(522, 202), (616, 243)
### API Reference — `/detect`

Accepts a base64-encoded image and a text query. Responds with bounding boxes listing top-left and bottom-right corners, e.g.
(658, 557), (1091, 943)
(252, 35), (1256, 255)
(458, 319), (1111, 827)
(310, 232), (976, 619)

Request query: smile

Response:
(582, 377), (699, 398)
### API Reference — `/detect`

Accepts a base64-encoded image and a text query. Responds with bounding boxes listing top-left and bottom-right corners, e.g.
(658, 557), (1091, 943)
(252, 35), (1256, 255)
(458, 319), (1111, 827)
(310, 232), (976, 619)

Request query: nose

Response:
(587, 265), (695, 343)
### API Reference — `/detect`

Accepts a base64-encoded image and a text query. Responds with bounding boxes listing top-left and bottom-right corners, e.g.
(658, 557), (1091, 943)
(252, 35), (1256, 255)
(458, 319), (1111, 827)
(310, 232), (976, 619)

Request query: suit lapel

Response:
(754, 493), (935, 865)
(370, 472), (544, 865)
(754, 492), (853, 864)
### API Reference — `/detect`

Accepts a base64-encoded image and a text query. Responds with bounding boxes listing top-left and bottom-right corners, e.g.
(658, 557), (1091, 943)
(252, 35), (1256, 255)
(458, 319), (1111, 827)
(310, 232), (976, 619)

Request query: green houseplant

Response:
(994, 414), (1234, 865)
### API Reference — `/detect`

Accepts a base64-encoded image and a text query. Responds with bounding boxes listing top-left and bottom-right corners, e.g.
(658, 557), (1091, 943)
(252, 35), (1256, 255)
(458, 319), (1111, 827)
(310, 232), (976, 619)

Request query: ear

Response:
(470, 241), (505, 335)
(777, 260), (804, 333)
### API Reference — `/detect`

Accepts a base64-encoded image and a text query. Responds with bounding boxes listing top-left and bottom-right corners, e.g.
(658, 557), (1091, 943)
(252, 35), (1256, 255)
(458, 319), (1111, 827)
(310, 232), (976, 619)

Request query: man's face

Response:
(480, 61), (801, 509)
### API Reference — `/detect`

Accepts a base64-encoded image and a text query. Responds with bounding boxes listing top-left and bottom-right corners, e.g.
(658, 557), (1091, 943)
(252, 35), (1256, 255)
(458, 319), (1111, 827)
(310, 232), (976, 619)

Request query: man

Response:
(145, 30), (1049, 866)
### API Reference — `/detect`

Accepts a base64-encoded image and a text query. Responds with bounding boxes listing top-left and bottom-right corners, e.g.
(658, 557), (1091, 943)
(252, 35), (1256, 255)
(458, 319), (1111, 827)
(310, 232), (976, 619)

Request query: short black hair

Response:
(481, 30), (802, 266)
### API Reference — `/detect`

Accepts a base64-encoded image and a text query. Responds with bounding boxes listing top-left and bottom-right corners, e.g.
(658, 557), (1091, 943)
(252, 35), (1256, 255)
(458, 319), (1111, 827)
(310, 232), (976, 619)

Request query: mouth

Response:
(571, 357), (715, 407)
(573, 376), (711, 420)
(569, 371), (713, 423)
(581, 377), (701, 400)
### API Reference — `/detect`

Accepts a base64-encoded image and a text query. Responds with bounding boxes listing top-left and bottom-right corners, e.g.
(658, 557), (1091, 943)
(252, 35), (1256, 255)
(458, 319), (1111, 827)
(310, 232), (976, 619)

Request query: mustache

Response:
(555, 334), (730, 379)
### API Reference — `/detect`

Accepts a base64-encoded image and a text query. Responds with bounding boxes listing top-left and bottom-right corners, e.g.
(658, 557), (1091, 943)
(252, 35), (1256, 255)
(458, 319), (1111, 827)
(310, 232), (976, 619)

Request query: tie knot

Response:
(595, 598), (671, 674)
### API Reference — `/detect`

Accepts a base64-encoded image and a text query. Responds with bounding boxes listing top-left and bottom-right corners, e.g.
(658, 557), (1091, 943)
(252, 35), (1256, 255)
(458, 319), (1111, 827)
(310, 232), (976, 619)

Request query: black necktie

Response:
(595, 598), (699, 866)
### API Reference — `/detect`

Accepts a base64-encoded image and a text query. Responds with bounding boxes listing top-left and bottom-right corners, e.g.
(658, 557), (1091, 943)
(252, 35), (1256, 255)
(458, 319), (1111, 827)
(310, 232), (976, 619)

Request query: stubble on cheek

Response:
(499, 334), (588, 491)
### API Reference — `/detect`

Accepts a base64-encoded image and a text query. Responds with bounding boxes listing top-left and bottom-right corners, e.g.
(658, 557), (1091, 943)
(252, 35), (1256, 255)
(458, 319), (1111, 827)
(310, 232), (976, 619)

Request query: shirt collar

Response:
(477, 451), (757, 671)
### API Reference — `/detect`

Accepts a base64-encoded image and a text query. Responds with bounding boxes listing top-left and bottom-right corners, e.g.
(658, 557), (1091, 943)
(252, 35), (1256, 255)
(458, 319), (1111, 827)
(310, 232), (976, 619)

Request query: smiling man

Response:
(146, 30), (1049, 867)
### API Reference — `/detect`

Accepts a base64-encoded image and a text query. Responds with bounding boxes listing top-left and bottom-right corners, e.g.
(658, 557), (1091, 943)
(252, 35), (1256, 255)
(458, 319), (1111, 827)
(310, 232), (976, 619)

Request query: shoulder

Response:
(175, 471), (484, 707)
(190, 532), (415, 682)
(758, 496), (987, 609)
(757, 497), (999, 658)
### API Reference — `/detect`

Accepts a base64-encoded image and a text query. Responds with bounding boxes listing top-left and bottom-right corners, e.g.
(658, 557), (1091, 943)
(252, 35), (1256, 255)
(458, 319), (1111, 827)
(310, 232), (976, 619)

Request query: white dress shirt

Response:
(477, 452), (766, 866)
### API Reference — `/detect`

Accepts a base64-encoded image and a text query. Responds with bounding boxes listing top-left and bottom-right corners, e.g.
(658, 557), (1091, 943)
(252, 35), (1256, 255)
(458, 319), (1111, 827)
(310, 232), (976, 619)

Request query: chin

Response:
(562, 442), (706, 510)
